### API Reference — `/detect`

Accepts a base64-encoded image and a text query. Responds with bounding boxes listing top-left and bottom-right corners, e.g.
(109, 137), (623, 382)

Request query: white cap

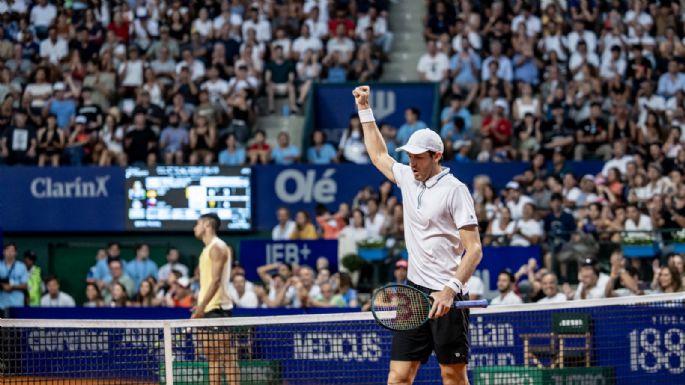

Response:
(53, 82), (65, 91)
(397, 128), (444, 154)
(494, 98), (509, 110)
(176, 277), (191, 288)
(505, 181), (520, 190)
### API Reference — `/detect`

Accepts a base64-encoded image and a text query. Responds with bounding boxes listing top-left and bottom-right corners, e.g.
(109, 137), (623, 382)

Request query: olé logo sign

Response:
(372, 90), (396, 121)
(275, 168), (337, 203)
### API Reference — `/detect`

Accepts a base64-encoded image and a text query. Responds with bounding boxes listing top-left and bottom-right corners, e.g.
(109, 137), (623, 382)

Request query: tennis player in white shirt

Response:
(352, 85), (483, 385)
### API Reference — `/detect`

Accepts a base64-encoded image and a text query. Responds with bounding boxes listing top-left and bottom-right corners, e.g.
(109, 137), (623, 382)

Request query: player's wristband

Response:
(358, 108), (375, 123)
(445, 278), (465, 296)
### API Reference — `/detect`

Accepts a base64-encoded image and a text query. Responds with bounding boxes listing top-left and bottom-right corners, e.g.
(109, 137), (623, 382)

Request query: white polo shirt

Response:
(392, 163), (478, 290)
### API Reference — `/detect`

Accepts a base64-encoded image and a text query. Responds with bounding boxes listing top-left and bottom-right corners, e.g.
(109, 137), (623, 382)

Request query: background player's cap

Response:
(397, 128), (444, 154)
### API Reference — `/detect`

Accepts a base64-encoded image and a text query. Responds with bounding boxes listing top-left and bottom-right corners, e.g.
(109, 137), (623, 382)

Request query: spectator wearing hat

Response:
(40, 276), (76, 307)
(393, 259), (408, 285)
(491, 270), (523, 305)
(46, 82), (76, 130)
(2, 109), (36, 165)
(480, 99), (513, 155)
(505, 181), (534, 221)
(167, 276), (194, 307)
(23, 250), (42, 306)
(36, 114), (65, 167)
(65, 115), (92, 165)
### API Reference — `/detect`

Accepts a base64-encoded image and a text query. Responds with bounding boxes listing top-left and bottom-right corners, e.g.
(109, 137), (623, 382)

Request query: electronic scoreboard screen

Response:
(125, 166), (252, 231)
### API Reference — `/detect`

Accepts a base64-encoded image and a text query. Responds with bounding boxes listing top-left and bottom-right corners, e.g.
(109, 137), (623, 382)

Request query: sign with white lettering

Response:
(239, 240), (338, 282)
(0, 167), (125, 231)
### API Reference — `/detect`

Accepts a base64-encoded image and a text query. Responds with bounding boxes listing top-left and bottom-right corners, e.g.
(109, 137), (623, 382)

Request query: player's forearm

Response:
(360, 121), (390, 164)
(454, 245), (483, 290)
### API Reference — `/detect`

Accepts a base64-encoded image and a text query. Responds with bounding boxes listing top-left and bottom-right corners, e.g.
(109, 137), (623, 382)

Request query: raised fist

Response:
(352, 85), (370, 109)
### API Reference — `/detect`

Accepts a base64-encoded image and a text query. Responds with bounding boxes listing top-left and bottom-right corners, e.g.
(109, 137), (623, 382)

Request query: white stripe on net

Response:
(0, 292), (683, 329)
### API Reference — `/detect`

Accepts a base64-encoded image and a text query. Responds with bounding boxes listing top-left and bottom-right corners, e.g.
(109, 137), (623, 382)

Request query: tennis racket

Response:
(370, 283), (488, 331)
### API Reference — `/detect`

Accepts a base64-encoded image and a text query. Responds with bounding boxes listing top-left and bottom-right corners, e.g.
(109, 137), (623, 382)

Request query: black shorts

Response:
(390, 281), (470, 365)
(205, 308), (233, 318)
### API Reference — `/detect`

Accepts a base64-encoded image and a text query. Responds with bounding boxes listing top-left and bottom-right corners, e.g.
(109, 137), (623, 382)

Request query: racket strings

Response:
(372, 286), (430, 330)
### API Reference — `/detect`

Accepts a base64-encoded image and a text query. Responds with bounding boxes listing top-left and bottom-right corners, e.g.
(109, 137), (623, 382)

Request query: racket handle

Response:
(453, 299), (488, 308)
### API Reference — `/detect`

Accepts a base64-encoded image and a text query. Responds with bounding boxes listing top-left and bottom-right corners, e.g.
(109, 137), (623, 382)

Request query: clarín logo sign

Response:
(30, 175), (111, 198)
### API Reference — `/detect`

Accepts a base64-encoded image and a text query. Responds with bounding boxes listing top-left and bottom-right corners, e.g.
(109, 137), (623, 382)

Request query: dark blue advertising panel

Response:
(314, 83), (439, 143)
(10, 299), (684, 384)
(240, 239), (339, 283)
(0, 167), (125, 232)
(476, 246), (542, 293)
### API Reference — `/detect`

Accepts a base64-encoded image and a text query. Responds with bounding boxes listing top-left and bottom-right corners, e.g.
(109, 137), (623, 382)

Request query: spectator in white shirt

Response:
(326, 24), (355, 64)
(601, 140), (634, 177)
(491, 270), (523, 305)
(157, 247), (189, 280)
(39, 27), (68, 64)
(355, 6), (393, 54)
(572, 261), (610, 300)
(510, 4), (541, 38)
(511, 203), (543, 246)
(241, 6), (271, 43)
(505, 181), (534, 220)
(292, 24), (323, 60)
(271, 27), (292, 59)
(623, 0), (653, 37)
(40, 276), (76, 307)
(272, 207), (296, 240)
(537, 272), (567, 303)
(30, 0), (57, 37)
(364, 198), (385, 240)
(624, 203), (653, 239)
(304, 6), (329, 40)
(201, 65), (230, 105)
(567, 19), (597, 53)
(230, 273), (259, 308)
(539, 21), (568, 62)
(481, 40), (513, 82)
(118, 45), (145, 91)
(657, 60), (685, 98)
(599, 46), (626, 81)
(176, 49), (206, 82)
(192, 8), (213, 39)
(417, 40), (449, 83)
(568, 40), (599, 74)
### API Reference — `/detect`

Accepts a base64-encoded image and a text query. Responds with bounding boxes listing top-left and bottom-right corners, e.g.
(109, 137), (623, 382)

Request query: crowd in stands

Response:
(0, 0), (391, 167)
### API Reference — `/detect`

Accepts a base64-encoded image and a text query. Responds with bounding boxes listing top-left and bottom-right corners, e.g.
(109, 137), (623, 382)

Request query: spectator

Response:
(125, 243), (159, 291)
(511, 203), (543, 246)
(575, 102), (611, 160)
(188, 116), (216, 165)
(293, 25), (323, 59)
(124, 112), (158, 166)
(40, 276), (76, 307)
(159, 113), (188, 165)
(540, 103), (575, 158)
(505, 181), (534, 220)
(2, 109), (36, 165)
(543, 193), (577, 282)
(485, 206), (515, 246)
(480, 100), (513, 156)
(397, 108), (428, 148)
(417, 40), (449, 85)
(316, 204), (347, 240)
(624, 203), (653, 240)
(365, 198), (385, 240)
(0, 243), (28, 311)
(657, 59), (685, 99)
(491, 270), (523, 305)
(290, 210), (318, 240)
(158, 247), (189, 281)
(47, 82), (76, 130)
(338, 209), (370, 261)
(39, 27), (68, 64)
(242, 5), (271, 43)
(131, 279), (161, 307)
(36, 114), (65, 167)
(247, 129), (271, 165)
(265, 46), (297, 114)
(331, 272), (358, 307)
(295, 49), (321, 107)
(167, 277), (194, 308)
(605, 250), (642, 297)
(537, 272), (567, 303)
(349, 44), (380, 83)
(338, 115), (369, 164)
(218, 132), (247, 166)
(394, 260), (408, 285)
(572, 259), (610, 300)
(307, 130), (337, 164)
(230, 274), (259, 308)
(83, 282), (105, 307)
(102, 259), (135, 302)
(272, 207), (296, 240)
(23, 250), (42, 306)
(272, 131), (301, 165)
(107, 282), (130, 307)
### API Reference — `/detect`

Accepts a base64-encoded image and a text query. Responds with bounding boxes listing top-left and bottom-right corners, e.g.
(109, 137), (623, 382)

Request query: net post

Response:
(163, 321), (174, 385)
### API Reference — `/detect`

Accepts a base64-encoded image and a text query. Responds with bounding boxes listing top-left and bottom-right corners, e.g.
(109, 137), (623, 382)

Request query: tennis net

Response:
(1, 293), (684, 384)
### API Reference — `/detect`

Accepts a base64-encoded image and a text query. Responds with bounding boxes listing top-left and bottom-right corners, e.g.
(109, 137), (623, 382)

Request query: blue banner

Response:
(240, 239), (339, 282)
(314, 83), (439, 143)
(10, 298), (684, 384)
(0, 167), (125, 232)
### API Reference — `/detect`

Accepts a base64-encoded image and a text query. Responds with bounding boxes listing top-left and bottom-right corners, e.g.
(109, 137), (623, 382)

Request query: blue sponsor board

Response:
(314, 83), (439, 144)
(11, 299), (684, 384)
(477, 246), (542, 293)
(0, 167), (125, 232)
(239, 239), (339, 283)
